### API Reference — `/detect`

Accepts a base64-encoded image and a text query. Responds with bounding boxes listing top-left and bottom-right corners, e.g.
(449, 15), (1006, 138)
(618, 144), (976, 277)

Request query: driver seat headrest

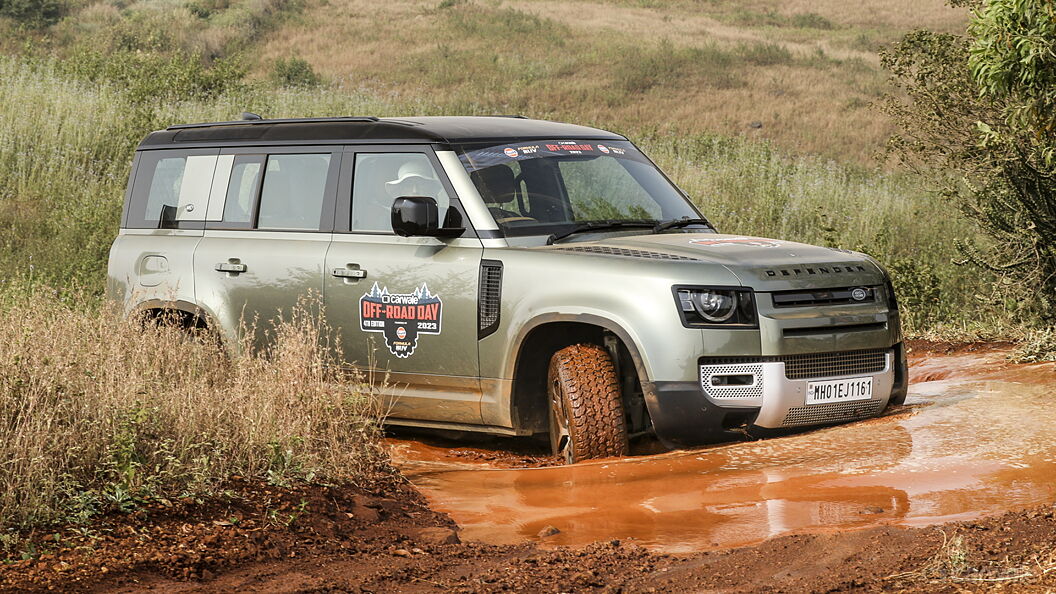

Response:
(470, 166), (518, 204)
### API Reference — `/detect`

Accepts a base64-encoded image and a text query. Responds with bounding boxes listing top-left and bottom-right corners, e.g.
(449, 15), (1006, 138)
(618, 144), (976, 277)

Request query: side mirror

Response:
(391, 196), (465, 238)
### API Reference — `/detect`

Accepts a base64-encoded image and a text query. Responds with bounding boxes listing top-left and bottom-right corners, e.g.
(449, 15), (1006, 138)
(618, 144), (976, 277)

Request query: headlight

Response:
(674, 286), (757, 327)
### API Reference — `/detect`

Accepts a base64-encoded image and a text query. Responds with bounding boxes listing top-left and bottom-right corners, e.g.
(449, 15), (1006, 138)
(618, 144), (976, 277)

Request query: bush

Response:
(271, 56), (321, 88)
(60, 48), (246, 104)
(0, 0), (62, 27)
(0, 288), (390, 531)
(883, 1), (1056, 326)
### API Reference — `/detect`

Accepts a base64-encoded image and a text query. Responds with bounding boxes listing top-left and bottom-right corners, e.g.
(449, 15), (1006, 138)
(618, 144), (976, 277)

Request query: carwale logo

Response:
(360, 283), (442, 358)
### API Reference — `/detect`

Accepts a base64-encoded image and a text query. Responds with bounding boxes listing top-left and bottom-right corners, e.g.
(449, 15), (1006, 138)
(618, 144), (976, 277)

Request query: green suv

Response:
(107, 115), (908, 463)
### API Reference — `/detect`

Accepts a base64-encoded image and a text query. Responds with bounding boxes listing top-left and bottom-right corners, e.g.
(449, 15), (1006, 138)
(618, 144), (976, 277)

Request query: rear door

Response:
(324, 147), (484, 424)
(193, 146), (339, 350)
(109, 148), (219, 313)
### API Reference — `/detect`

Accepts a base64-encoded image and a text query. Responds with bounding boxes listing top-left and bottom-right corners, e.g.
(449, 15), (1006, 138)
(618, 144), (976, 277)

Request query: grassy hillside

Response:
(253, 0), (966, 164)
(0, 0), (1023, 341)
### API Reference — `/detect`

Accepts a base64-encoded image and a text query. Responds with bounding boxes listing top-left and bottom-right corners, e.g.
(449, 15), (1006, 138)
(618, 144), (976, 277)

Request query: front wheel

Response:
(547, 343), (629, 464)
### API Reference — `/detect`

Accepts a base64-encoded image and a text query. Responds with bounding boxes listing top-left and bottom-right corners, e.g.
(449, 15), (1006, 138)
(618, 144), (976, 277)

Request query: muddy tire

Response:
(547, 343), (629, 464)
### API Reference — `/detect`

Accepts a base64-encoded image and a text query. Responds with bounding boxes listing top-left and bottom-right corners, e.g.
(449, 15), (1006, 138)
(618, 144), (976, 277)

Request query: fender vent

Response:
(552, 246), (698, 261)
(479, 260), (503, 338)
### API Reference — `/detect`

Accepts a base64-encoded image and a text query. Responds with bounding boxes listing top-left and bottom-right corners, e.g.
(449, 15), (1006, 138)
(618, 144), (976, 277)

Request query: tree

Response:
(0, 0), (62, 27)
(882, 0), (1056, 320)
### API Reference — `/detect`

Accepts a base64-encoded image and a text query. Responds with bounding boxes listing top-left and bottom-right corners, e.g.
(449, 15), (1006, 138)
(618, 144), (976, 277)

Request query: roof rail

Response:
(167, 116), (381, 131)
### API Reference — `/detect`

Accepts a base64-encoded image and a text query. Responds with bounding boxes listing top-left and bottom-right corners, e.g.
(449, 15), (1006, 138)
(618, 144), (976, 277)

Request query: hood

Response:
(539, 232), (885, 290)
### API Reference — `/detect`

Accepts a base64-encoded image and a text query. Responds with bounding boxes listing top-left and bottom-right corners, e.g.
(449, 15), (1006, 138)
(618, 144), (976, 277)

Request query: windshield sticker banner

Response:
(690, 237), (782, 248)
(460, 139), (648, 172)
(360, 283), (442, 358)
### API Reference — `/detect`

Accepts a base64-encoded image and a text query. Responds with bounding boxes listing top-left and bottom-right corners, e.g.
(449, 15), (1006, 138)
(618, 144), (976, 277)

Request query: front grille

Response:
(771, 286), (878, 308)
(700, 348), (889, 380)
(551, 246), (699, 261)
(781, 399), (885, 427)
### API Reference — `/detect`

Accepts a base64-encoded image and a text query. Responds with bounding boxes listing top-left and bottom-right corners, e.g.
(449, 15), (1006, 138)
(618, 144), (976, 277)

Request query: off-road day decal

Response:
(690, 237), (781, 248)
(360, 283), (442, 358)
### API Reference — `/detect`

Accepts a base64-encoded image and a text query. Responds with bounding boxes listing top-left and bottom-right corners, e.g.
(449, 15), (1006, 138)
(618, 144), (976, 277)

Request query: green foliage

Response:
(59, 49), (246, 104)
(969, 0), (1056, 165)
(0, 0), (62, 27)
(271, 56), (321, 88)
(882, 4), (1056, 326)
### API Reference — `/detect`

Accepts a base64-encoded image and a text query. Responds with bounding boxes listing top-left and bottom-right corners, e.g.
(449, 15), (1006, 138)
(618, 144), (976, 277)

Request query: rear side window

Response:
(257, 154), (332, 230)
(125, 149), (220, 229)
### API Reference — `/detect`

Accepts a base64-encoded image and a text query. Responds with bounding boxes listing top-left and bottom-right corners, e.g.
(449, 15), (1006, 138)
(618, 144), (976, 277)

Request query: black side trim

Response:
(478, 260), (503, 339)
(477, 229), (505, 239)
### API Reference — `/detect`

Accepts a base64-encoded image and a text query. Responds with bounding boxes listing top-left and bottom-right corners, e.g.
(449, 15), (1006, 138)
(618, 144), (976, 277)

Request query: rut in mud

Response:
(390, 347), (1056, 552)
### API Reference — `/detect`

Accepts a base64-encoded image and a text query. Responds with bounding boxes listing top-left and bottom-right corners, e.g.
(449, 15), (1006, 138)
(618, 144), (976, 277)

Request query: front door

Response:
(324, 148), (484, 424)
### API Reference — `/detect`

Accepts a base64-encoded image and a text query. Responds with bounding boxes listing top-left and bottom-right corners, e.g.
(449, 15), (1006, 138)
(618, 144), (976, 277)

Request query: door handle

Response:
(332, 267), (367, 279)
(215, 262), (247, 274)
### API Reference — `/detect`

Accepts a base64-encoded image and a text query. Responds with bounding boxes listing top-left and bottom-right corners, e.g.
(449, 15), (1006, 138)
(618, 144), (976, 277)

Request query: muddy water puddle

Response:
(390, 353), (1056, 552)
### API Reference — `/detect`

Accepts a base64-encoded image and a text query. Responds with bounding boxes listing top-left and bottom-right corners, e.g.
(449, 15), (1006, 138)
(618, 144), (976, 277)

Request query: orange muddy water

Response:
(389, 350), (1056, 553)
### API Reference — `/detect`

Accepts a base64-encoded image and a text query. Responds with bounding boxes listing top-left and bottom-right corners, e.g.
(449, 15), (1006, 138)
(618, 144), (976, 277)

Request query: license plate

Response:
(806, 377), (873, 405)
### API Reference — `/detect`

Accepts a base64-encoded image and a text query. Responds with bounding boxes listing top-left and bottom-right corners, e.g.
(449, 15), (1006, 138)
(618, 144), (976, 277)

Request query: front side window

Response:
(457, 140), (700, 237)
(351, 153), (451, 233)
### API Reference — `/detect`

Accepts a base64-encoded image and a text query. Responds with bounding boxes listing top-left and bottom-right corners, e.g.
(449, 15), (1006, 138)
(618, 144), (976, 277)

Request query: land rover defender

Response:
(107, 115), (908, 463)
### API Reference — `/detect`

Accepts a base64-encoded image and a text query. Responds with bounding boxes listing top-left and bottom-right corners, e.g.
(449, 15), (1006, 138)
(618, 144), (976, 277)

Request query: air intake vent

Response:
(552, 246), (698, 261)
(782, 399), (885, 427)
(479, 260), (503, 338)
(700, 348), (889, 381)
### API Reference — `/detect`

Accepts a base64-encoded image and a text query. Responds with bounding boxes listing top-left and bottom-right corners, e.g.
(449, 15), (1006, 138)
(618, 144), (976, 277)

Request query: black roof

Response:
(138, 116), (626, 149)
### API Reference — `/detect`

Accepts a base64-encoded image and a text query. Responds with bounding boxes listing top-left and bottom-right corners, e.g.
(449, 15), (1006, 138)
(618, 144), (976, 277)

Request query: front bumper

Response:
(644, 343), (908, 449)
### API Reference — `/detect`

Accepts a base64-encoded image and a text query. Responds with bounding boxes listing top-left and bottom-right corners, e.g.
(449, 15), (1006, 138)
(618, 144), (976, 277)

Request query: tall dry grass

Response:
(0, 287), (390, 531)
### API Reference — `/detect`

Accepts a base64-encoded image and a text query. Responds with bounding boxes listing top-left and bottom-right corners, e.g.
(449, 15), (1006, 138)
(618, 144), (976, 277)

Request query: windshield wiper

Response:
(546, 220), (657, 245)
(652, 217), (713, 233)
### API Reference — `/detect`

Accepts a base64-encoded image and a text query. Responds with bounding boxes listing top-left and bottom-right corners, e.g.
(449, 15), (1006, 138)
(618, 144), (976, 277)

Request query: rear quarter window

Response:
(125, 149), (220, 229)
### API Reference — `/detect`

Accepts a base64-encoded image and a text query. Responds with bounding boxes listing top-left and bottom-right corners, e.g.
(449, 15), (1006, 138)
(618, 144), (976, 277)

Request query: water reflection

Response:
(396, 355), (1056, 552)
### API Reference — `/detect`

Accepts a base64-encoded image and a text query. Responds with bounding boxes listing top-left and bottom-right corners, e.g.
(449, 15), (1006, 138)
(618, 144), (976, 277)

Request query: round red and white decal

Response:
(690, 237), (782, 248)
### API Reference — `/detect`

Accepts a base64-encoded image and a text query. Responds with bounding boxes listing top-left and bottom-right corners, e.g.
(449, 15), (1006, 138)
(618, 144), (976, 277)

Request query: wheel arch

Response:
(507, 313), (652, 434)
(129, 298), (220, 335)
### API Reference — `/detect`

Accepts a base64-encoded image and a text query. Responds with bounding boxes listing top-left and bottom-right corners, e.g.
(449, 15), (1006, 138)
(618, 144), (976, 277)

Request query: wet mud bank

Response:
(7, 473), (1056, 592)
(393, 347), (1056, 552)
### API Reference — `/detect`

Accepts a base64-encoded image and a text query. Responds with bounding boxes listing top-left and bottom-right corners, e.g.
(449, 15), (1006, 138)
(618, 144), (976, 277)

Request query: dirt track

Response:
(4, 341), (1056, 592)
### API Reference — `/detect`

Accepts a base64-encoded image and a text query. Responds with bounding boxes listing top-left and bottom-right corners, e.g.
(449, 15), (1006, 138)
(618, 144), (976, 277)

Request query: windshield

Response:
(456, 140), (703, 237)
